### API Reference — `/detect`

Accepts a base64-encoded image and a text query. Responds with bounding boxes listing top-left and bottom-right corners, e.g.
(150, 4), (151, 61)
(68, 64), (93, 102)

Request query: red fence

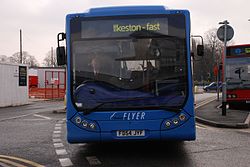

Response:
(29, 70), (66, 99)
(29, 88), (65, 99)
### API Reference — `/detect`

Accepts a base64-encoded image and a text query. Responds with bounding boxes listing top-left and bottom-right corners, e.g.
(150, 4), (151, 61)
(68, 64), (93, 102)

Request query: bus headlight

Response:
(82, 120), (88, 127)
(179, 113), (186, 121)
(173, 119), (179, 125)
(161, 111), (190, 130)
(165, 121), (171, 128)
(75, 116), (81, 124)
(89, 123), (96, 129)
(71, 114), (100, 132)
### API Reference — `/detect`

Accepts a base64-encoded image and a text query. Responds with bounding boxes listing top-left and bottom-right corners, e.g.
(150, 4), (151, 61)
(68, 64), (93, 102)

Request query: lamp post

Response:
(217, 20), (234, 116)
(20, 29), (23, 64)
(219, 20), (229, 116)
(220, 21), (228, 116)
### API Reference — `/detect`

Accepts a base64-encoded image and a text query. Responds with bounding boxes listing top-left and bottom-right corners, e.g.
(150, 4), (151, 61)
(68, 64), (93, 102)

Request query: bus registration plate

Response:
(117, 130), (145, 137)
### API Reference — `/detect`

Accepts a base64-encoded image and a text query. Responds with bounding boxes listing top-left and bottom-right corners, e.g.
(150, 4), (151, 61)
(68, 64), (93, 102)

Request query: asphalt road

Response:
(0, 101), (65, 167)
(0, 96), (249, 167)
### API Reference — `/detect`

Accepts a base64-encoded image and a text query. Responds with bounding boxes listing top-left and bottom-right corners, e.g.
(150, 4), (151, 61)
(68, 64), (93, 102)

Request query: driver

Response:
(90, 54), (101, 77)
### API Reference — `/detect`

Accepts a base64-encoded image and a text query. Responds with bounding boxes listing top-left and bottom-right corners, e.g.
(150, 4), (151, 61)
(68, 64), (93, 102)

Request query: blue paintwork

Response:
(160, 117), (196, 140)
(67, 6), (175, 18)
(67, 112), (195, 143)
(65, 6), (195, 143)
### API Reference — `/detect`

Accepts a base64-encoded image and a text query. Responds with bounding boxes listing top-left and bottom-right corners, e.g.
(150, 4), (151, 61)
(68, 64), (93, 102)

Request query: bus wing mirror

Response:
(197, 45), (204, 56)
(57, 46), (66, 66)
(57, 32), (66, 66)
(191, 52), (195, 58)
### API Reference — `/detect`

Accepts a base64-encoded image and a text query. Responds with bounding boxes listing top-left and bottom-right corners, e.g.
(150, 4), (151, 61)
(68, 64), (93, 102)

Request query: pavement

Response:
(195, 99), (250, 129)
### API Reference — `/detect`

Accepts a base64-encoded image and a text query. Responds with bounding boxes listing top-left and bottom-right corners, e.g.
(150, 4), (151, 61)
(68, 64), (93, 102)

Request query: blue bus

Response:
(57, 6), (203, 143)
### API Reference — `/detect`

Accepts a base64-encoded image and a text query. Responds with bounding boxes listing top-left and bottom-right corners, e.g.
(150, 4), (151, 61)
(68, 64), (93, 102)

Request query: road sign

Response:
(217, 25), (234, 42)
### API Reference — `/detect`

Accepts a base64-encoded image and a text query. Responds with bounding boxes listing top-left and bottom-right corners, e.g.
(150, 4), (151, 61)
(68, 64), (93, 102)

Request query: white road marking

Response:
(86, 156), (102, 166)
(53, 139), (62, 143)
(196, 124), (207, 130)
(56, 149), (68, 156)
(0, 113), (36, 122)
(59, 158), (73, 167)
(54, 143), (64, 148)
(33, 114), (51, 120)
(54, 131), (61, 134)
(53, 134), (61, 138)
(22, 119), (46, 121)
(53, 119), (74, 167)
(55, 126), (62, 130)
(58, 120), (64, 124)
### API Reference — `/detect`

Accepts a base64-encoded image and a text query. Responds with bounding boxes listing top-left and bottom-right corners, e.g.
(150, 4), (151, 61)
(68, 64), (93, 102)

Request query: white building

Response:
(0, 62), (28, 107)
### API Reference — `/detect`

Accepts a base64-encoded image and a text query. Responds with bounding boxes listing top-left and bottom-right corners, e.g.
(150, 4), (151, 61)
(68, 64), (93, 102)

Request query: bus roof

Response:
(227, 44), (250, 48)
(66, 6), (189, 18)
(88, 6), (168, 14)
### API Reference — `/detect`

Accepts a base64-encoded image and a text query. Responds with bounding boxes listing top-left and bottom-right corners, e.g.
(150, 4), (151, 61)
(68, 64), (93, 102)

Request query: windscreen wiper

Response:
(157, 105), (182, 112)
(83, 97), (153, 115)
(82, 96), (181, 115)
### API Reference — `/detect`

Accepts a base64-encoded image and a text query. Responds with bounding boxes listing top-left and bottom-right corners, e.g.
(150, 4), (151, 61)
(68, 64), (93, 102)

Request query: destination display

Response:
(81, 17), (168, 38)
(113, 22), (160, 32)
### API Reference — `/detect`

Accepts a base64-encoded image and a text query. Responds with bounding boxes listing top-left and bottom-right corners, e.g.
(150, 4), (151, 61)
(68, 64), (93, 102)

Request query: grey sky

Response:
(0, 0), (249, 64)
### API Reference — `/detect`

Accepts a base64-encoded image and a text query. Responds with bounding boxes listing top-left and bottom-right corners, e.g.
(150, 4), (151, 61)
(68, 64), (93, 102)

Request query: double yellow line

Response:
(0, 155), (44, 167)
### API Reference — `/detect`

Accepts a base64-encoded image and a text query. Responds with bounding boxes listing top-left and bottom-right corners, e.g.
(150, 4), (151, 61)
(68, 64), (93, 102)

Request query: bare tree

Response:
(0, 55), (9, 62)
(193, 28), (234, 83)
(204, 28), (224, 63)
(43, 49), (57, 67)
(9, 51), (39, 67)
(204, 28), (234, 81)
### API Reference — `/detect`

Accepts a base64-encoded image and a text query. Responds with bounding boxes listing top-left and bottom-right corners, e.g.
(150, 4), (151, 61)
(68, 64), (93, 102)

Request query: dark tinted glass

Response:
(227, 46), (250, 57)
(70, 14), (188, 111)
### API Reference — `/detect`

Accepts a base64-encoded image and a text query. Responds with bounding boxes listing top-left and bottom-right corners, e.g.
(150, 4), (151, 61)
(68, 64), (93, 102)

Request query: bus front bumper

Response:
(67, 117), (196, 143)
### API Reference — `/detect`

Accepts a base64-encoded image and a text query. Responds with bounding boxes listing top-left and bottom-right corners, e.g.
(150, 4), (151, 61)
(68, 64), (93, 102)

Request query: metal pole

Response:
(51, 47), (54, 67)
(212, 44), (219, 101)
(20, 29), (23, 64)
(216, 57), (220, 101)
(222, 20), (228, 116)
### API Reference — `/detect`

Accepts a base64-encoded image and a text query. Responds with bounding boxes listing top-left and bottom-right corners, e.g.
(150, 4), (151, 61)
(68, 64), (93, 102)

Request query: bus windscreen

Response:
(71, 14), (187, 111)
